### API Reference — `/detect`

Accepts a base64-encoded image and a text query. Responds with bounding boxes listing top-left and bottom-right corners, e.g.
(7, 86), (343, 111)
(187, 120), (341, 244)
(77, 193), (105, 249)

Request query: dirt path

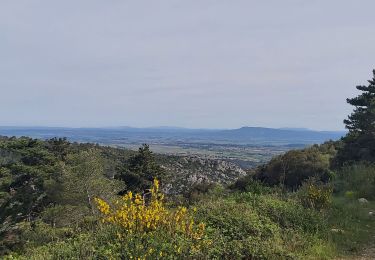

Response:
(336, 234), (375, 260)
(351, 246), (375, 260)
(337, 245), (375, 260)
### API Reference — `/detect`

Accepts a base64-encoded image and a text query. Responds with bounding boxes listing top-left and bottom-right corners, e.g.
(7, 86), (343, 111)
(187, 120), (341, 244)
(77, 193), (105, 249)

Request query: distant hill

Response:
(0, 126), (345, 146)
(215, 127), (345, 144)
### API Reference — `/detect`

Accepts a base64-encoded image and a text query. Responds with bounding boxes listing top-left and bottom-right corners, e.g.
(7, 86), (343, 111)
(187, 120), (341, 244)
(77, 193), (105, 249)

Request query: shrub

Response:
(344, 191), (355, 199)
(231, 175), (274, 195)
(195, 198), (290, 259)
(259, 196), (326, 233)
(183, 182), (217, 203)
(297, 179), (333, 211)
(254, 145), (335, 190)
(95, 179), (209, 259)
(335, 163), (375, 199)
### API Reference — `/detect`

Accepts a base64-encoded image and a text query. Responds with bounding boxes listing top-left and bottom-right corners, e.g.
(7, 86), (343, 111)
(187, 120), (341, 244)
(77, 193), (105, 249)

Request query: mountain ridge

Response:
(0, 126), (345, 146)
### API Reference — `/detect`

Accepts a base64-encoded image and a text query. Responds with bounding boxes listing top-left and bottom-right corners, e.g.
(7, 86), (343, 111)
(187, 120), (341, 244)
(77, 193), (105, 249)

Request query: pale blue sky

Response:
(1, 1), (375, 130)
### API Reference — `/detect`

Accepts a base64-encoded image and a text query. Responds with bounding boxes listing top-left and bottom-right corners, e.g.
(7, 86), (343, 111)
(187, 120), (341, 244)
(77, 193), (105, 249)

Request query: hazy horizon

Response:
(0, 124), (346, 132)
(2, 1), (375, 130)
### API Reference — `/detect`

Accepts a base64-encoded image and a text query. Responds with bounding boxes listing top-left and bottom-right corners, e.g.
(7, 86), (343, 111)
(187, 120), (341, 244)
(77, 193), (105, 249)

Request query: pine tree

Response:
(335, 70), (375, 165)
(344, 69), (375, 133)
(116, 144), (165, 194)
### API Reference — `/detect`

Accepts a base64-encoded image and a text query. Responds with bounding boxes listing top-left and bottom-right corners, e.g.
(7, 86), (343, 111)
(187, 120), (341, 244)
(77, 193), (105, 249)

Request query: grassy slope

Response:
(328, 197), (375, 257)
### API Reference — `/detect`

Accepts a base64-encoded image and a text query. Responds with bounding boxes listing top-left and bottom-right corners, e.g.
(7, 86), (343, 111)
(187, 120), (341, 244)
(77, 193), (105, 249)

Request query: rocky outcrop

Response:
(358, 198), (369, 204)
(161, 155), (246, 194)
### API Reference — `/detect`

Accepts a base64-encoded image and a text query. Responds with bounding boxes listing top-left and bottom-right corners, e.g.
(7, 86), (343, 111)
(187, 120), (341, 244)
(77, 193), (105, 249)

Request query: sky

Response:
(1, 1), (375, 130)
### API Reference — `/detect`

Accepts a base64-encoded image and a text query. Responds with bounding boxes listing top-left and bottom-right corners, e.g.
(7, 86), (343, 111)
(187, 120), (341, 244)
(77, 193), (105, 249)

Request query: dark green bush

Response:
(255, 146), (334, 190)
(231, 175), (274, 194)
(334, 163), (375, 199)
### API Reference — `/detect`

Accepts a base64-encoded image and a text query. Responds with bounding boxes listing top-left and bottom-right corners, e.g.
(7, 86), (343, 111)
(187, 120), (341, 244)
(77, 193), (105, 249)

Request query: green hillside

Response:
(1, 71), (375, 259)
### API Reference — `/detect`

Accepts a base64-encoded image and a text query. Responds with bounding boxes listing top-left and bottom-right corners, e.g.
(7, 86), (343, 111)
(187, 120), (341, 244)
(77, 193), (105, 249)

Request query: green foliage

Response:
(344, 69), (375, 133)
(5, 224), (209, 260)
(11, 233), (98, 260)
(1, 133), (375, 259)
(115, 144), (165, 193)
(254, 143), (336, 189)
(60, 149), (121, 214)
(334, 163), (375, 199)
(0, 137), (133, 256)
(344, 191), (355, 199)
(335, 69), (375, 165)
(196, 198), (290, 259)
(297, 179), (333, 211)
(235, 192), (326, 233)
(326, 197), (375, 254)
(0, 137), (63, 254)
(195, 191), (333, 259)
(231, 174), (274, 194)
(183, 181), (217, 203)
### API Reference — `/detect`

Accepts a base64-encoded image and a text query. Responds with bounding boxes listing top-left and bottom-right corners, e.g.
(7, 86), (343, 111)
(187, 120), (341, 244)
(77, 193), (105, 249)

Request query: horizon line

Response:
(0, 125), (347, 132)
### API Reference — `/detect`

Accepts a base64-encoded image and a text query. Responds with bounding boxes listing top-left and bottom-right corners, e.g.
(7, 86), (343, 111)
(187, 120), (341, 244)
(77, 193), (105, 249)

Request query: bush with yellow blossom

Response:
(298, 178), (333, 211)
(95, 179), (209, 259)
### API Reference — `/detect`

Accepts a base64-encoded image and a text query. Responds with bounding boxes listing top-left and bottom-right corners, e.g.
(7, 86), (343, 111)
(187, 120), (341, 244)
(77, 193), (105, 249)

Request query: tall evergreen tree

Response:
(335, 70), (375, 165)
(344, 69), (375, 133)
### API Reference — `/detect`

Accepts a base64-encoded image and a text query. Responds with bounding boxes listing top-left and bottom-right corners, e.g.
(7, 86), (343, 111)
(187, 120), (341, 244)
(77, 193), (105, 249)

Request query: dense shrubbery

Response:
(255, 144), (336, 189)
(95, 179), (208, 259)
(334, 163), (375, 200)
(0, 137), (166, 256)
(115, 144), (165, 194)
(0, 136), (340, 259)
(193, 188), (336, 259)
(233, 142), (337, 191)
(8, 182), (336, 259)
(297, 179), (333, 211)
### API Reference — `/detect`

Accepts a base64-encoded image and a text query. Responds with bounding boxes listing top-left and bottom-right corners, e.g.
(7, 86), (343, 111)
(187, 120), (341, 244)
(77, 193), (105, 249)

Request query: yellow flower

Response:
(95, 178), (207, 257)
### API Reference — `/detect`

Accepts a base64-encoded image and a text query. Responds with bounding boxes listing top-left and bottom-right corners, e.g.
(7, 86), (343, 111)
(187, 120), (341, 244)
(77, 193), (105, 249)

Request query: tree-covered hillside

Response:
(1, 134), (374, 259)
(0, 136), (248, 256)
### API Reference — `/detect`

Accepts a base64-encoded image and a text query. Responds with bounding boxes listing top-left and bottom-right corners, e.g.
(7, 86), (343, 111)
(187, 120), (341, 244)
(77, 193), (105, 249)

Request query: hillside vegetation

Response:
(1, 70), (375, 259)
(1, 136), (374, 259)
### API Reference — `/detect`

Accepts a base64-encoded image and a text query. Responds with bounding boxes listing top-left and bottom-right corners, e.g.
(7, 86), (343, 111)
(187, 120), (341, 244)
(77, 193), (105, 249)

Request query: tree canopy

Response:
(115, 144), (165, 194)
(335, 70), (375, 165)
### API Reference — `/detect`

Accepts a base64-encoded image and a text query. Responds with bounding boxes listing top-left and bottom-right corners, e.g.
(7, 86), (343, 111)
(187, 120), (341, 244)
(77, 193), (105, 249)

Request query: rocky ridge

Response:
(161, 155), (247, 194)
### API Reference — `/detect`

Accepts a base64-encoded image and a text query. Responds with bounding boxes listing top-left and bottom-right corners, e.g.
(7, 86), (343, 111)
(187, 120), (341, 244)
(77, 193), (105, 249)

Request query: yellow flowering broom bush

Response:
(298, 179), (333, 211)
(95, 179), (209, 259)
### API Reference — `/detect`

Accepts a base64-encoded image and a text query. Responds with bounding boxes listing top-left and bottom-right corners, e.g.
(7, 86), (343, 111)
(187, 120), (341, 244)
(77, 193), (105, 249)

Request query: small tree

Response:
(116, 144), (165, 193)
(61, 149), (119, 215)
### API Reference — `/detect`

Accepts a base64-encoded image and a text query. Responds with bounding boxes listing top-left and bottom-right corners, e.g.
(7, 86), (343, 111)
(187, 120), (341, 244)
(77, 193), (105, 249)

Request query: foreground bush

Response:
(95, 179), (209, 259)
(334, 163), (375, 199)
(195, 191), (334, 259)
(298, 179), (333, 211)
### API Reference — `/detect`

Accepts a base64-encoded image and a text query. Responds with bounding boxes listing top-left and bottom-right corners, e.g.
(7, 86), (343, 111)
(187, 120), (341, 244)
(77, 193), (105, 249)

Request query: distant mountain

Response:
(278, 127), (312, 131)
(215, 127), (345, 144)
(0, 126), (345, 146)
